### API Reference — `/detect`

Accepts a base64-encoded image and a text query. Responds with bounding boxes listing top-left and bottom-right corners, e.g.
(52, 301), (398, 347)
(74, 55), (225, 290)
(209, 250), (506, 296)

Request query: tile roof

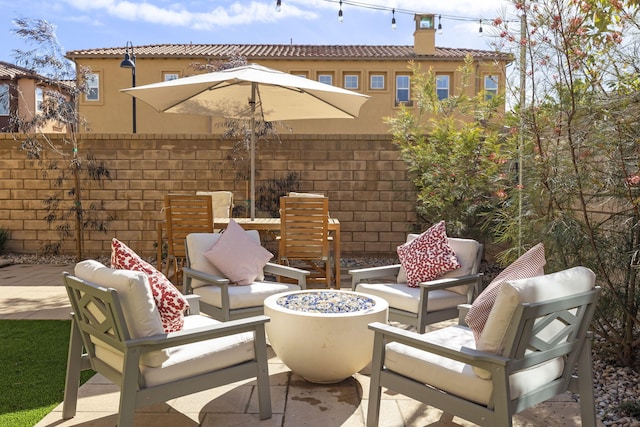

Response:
(66, 43), (511, 61)
(0, 60), (41, 80)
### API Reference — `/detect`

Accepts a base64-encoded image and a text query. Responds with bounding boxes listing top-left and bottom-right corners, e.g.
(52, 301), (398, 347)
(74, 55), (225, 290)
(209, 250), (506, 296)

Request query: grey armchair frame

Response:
(350, 239), (483, 333)
(62, 272), (272, 427)
(366, 286), (601, 427)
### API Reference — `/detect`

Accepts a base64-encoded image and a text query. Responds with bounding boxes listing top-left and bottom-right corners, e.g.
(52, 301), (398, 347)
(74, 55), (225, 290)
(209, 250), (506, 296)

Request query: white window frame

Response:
(396, 75), (410, 104)
(435, 74), (450, 100)
(344, 74), (359, 90)
(0, 83), (9, 115)
(370, 74), (385, 90)
(163, 72), (180, 82)
(35, 87), (44, 114)
(318, 74), (333, 85)
(85, 73), (100, 101)
(484, 75), (499, 99)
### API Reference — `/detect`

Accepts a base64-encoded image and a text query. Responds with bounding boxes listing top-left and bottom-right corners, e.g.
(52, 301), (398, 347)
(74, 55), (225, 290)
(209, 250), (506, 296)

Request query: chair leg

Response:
(576, 338), (598, 427)
(62, 319), (83, 419)
(254, 326), (273, 420)
(366, 332), (385, 427)
(117, 351), (141, 427)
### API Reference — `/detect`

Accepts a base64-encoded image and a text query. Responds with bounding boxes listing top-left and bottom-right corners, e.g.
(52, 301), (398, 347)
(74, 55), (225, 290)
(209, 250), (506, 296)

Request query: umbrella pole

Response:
(250, 83), (256, 220)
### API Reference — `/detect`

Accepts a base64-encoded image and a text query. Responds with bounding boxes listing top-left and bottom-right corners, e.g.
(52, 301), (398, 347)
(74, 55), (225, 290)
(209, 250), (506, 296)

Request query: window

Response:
(435, 75), (450, 100)
(344, 74), (359, 90)
(370, 74), (385, 90)
(163, 72), (180, 81)
(35, 87), (44, 114)
(396, 75), (410, 104)
(85, 73), (100, 101)
(0, 84), (9, 115)
(292, 71), (308, 79)
(318, 74), (333, 85)
(484, 75), (499, 99)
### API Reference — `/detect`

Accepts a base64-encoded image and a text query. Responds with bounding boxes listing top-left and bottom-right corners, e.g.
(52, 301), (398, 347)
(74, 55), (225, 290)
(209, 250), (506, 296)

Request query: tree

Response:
(492, 0), (640, 366)
(10, 17), (113, 259)
(386, 58), (513, 240)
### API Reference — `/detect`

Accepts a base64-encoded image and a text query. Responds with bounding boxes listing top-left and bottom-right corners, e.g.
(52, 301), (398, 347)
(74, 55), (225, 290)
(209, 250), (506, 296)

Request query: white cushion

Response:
(186, 230), (266, 288)
(195, 281), (301, 310)
(355, 283), (466, 314)
(74, 260), (169, 367)
(474, 266), (595, 378)
(95, 315), (256, 386)
(204, 219), (273, 286)
(384, 325), (564, 405)
(196, 191), (233, 219)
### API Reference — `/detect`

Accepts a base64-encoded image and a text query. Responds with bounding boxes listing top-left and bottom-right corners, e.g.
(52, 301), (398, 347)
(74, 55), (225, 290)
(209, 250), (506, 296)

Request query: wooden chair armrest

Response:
(184, 294), (201, 315)
(457, 303), (472, 326)
(348, 264), (402, 290)
(420, 273), (483, 292)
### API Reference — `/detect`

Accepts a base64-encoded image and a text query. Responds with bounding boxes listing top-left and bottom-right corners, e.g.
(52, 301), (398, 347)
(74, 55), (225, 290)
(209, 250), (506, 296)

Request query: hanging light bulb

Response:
(276, 0), (281, 12)
(437, 15), (443, 34)
(338, 1), (343, 22)
(479, 19), (483, 33)
(391, 9), (397, 30)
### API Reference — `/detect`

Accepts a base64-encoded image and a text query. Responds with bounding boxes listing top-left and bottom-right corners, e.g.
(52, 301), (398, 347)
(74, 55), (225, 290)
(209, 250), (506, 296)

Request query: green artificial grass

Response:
(0, 320), (95, 427)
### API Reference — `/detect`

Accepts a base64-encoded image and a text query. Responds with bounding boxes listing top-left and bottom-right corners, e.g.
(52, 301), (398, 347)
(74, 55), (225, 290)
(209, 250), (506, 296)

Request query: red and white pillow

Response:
(396, 221), (461, 287)
(111, 238), (189, 333)
(465, 243), (546, 341)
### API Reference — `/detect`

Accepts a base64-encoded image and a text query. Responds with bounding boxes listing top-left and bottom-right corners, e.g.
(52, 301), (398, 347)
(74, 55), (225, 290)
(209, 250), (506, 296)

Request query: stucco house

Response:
(0, 61), (70, 133)
(66, 14), (512, 135)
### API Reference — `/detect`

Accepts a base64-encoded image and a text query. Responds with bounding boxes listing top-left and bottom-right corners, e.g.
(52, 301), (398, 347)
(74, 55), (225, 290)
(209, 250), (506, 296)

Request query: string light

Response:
(276, 0), (520, 32)
(276, 0), (281, 12)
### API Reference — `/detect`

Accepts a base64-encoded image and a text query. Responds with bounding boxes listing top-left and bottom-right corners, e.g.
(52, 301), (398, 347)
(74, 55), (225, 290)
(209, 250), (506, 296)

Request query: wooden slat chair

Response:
(62, 260), (271, 427)
(350, 235), (484, 333)
(278, 196), (332, 287)
(366, 266), (601, 427)
(164, 194), (213, 284)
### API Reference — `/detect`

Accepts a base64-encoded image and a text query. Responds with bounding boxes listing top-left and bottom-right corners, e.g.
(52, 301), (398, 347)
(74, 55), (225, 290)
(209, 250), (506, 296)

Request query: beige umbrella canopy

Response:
(122, 64), (370, 219)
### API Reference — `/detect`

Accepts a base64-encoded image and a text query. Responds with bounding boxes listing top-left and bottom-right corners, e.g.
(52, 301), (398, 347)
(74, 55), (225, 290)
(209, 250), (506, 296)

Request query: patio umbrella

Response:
(121, 64), (369, 219)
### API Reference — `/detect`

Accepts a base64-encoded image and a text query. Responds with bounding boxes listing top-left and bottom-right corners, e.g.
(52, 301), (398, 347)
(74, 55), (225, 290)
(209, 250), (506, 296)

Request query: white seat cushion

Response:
(384, 325), (564, 406)
(355, 283), (466, 314)
(95, 315), (256, 386)
(196, 281), (301, 310)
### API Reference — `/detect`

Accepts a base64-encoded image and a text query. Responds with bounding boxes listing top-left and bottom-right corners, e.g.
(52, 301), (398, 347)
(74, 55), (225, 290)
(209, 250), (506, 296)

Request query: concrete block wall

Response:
(0, 133), (417, 258)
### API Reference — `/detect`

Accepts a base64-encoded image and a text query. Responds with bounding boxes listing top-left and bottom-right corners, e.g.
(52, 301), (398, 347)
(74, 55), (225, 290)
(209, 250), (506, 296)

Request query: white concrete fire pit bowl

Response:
(263, 290), (389, 384)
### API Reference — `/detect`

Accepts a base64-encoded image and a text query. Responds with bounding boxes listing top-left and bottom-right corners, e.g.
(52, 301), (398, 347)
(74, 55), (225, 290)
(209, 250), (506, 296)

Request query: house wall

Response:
(74, 55), (505, 135)
(0, 132), (417, 259)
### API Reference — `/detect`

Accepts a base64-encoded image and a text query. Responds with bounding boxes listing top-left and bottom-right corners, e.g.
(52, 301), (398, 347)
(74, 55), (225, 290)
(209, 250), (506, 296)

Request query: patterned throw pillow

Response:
(204, 219), (273, 286)
(465, 243), (546, 342)
(396, 221), (461, 287)
(111, 238), (189, 333)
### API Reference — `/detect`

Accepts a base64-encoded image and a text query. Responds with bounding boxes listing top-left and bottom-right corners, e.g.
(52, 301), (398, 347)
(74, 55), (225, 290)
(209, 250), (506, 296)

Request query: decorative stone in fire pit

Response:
(264, 290), (389, 384)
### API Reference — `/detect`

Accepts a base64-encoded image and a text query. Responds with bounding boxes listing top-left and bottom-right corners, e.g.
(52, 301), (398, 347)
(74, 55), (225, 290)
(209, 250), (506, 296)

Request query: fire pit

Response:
(263, 290), (388, 383)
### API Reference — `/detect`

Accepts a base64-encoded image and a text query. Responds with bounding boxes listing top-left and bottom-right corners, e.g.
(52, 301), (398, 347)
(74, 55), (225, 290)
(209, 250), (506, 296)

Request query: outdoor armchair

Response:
(350, 235), (483, 333)
(366, 266), (600, 427)
(62, 260), (272, 427)
(183, 230), (309, 321)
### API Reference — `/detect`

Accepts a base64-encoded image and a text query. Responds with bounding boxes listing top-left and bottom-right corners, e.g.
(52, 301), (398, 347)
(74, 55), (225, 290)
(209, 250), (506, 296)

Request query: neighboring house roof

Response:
(0, 60), (42, 80)
(66, 43), (511, 62)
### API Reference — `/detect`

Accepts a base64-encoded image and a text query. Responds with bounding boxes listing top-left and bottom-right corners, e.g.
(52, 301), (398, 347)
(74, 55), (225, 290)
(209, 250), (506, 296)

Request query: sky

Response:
(0, 0), (515, 66)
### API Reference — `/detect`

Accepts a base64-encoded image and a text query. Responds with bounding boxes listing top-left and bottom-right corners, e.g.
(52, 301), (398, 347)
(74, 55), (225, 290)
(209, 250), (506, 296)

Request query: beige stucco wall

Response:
(0, 132), (417, 259)
(75, 56), (505, 135)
